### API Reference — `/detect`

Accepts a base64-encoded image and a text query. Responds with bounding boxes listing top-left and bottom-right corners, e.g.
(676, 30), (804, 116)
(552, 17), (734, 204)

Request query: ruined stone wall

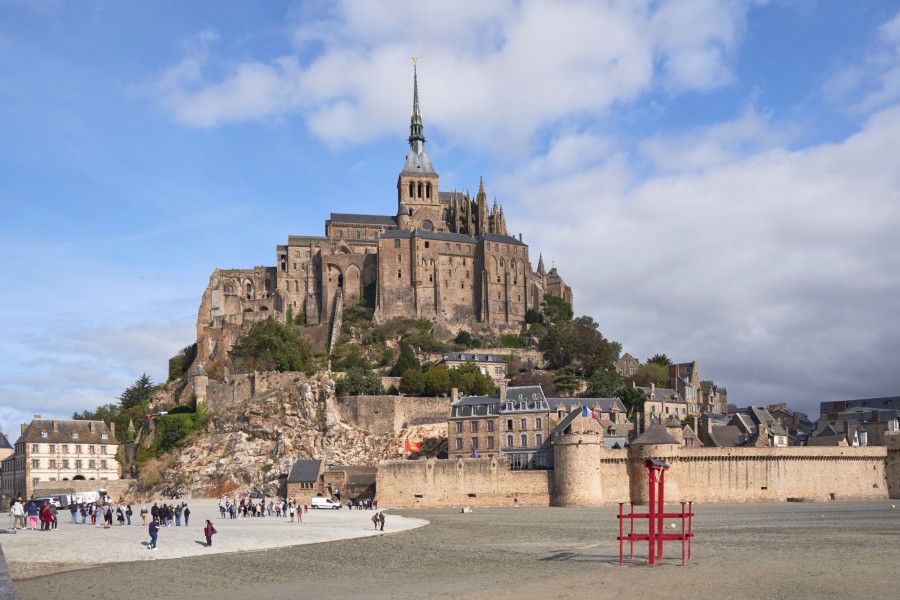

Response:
(376, 457), (551, 507)
(206, 371), (312, 414)
(337, 396), (450, 435)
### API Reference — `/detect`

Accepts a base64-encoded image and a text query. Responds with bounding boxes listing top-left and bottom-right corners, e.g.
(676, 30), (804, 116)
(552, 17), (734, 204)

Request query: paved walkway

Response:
(0, 499), (427, 569)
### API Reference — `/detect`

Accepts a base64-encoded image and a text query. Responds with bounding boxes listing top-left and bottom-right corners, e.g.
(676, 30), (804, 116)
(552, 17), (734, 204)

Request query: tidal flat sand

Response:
(9, 501), (900, 600)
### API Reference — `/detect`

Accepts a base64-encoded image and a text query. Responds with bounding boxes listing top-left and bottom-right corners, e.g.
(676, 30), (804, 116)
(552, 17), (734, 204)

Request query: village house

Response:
(439, 352), (508, 385)
(0, 417), (120, 502)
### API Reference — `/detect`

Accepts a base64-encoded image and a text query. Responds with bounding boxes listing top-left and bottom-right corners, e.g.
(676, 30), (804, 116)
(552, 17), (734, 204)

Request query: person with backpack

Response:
(148, 518), (159, 549)
(183, 503), (191, 526)
(203, 519), (217, 547)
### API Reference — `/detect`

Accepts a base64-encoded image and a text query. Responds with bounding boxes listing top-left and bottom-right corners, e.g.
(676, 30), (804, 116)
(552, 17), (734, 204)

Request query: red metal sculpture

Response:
(617, 458), (694, 565)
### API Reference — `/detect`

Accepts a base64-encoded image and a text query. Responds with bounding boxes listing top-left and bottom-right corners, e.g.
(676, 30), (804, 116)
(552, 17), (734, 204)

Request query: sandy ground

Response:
(5, 500), (899, 600)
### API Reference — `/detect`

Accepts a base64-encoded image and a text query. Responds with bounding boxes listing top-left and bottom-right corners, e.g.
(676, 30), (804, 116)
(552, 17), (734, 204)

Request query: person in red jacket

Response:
(203, 519), (217, 547)
(39, 502), (53, 531)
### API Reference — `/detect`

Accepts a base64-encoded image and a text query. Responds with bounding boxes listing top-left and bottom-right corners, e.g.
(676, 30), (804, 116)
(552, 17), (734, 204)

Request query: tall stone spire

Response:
(409, 58), (425, 154)
(537, 253), (546, 276)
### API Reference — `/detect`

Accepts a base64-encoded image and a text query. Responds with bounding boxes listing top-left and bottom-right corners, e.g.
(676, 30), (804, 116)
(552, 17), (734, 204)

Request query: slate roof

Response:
(401, 147), (437, 175)
(329, 213), (397, 226)
(381, 229), (477, 243)
(631, 425), (679, 445)
(287, 459), (323, 483)
(18, 419), (117, 445)
(706, 425), (743, 447)
(637, 386), (685, 403)
(0, 432), (12, 450)
(505, 386), (546, 402)
(442, 352), (506, 364)
(550, 398), (626, 413)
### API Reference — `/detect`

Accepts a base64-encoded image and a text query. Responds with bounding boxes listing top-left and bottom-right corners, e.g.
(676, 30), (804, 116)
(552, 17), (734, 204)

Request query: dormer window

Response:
(41, 431), (48, 438)
(71, 432), (79, 439)
(101, 433), (108, 440)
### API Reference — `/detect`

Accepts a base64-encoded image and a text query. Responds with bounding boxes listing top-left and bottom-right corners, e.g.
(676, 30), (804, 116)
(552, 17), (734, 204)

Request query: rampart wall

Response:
(206, 371), (312, 413)
(377, 434), (900, 507)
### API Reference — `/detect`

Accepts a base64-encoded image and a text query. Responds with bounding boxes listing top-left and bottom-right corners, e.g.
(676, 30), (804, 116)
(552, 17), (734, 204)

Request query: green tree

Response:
(399, 368), (426, 395)
(539, 318), (616, 376)
(541, 294), (573, 323)
(582, 368), (625, 398)
(647, 353), (672, 367)
(423, 365), (452, 396)
(335, 368), (384, 396)
(524, 309), (544, 324)
(500, 333), (525, 348)
(229, 317), (317, 372)
(154, 414), (195, 453)
(633, 362), (670, 387)
(390, 342), (421, 376)
(614, 386), (647, 415)
(448, 363), (496, 396)
(509, 370), (559, 397)
(119, 373), (155, 409)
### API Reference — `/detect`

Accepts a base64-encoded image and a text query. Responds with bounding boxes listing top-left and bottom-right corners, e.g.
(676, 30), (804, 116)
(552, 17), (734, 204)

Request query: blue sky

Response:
(2, 0), (899, 437)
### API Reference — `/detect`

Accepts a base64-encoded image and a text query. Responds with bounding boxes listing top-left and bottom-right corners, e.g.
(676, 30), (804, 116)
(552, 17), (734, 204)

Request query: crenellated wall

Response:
(377, 435), (899, 508)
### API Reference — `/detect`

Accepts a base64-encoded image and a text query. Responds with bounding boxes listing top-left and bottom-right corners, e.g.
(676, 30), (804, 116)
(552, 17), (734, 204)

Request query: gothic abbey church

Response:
(195, 68), (572, 366)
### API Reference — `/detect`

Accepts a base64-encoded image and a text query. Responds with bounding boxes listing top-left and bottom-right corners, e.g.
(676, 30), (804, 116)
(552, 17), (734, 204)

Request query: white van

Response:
(311, 497), (341, 509)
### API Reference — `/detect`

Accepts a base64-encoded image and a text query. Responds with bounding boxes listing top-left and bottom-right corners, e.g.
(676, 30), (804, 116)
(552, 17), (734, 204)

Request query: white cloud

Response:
(503, 103), (900, 415)
(149, 0), (754, 151)
(824, 9), (900, 114)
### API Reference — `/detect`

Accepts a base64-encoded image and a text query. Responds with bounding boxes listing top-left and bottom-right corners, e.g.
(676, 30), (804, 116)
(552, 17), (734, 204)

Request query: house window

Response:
(75, 460), (82, 468)
(101, 446), (107, 454)
(471, 421), (479, 433)
(71, 432), (78, 439)
(398, 254), (402, 263)
(31, 444), (39, 453)
(487, 436), (494, 449)
(425, 241), (430, 249)
(41, 431), (47, 438)
(536, 433), (543, 446)
(487, 421), (494, 432)
(456, 438), (463, 450)
(32, 459), (40, 468)
(62, 459), (69, 469)
(506, 435), (514, 447)
(76, 445), (82, 453)
(394, 239), (401, 248)
(471, 437), (478, 450)
(520, 434), (528, 447)
(89, 460), (96, 469)
(62, 444), (68, 453)
(456, 422), (462, 433)
(101, 460), (108, 469)
(49, 459), (56, 468)
(356, 230), (361, 240)
(558, 409), (565, 419)
(89, 446), (95, 454)
(535, 418), (542, 430)
(506, 419), (513, 431)
(398, 270), (402, 279)
(520, 418), (527, 430)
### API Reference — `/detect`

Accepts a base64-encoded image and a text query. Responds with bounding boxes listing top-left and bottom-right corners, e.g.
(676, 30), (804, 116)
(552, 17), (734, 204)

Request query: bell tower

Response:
(397, 59), (441, 232)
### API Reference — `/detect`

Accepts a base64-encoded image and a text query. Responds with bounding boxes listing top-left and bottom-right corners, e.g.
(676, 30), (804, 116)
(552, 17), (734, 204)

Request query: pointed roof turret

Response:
(401, 59), (436, 176)
(537, 253), (546, 275)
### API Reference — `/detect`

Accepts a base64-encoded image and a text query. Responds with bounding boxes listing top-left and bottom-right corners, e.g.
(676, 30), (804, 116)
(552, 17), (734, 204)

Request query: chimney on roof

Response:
(451, 388), (458, 403)
(21, 423), (26, 434)
(88, 422), (93, 433)
(499, 380), (507, 401)
(110, 422), (116, 437)
(53, 421), (59, 433)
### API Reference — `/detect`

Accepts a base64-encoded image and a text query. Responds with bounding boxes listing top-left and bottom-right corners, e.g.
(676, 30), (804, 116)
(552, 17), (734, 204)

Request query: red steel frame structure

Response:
(617, 458), (694, 565)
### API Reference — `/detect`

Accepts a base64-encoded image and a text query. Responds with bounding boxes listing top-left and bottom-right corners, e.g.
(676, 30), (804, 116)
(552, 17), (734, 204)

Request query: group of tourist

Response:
(148, 501), (191, 526)
(347, 498), (378, 510)
(7, 498), (138, 530)
(217, 496), (307, 521)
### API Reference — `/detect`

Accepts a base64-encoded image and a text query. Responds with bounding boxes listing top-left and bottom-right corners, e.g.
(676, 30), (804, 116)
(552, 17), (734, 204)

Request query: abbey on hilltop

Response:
(195, 66), (572, 365)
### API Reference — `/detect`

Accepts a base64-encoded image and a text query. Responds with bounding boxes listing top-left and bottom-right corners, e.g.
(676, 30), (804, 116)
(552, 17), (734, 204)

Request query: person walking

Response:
(40, 502), (52, 531)
(150, 502), (158, 524)
(183, 503), (191, 526)
(79, 503), (87, 524)
(27, 501), (39, 530)
(50, 503), (58, 530)
(378, 511), (385, 531)
(126, 504), (133, 525)
(371, 513), (378, 530)
(174, 503), (182, 526)
(140, 506), (148, 525)
(11, 499), (25, 530)
(148, 518), (159, 550)
(203, 519), (217, 548)
(69, 500), (78, 524)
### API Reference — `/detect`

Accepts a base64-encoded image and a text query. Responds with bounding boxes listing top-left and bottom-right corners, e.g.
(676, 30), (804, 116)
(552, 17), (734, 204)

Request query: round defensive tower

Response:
(551, 434), (605, 506)
(628, 425), (682, 504)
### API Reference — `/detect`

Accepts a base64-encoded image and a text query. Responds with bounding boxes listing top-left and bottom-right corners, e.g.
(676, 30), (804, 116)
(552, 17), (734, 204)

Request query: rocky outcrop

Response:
(157, 373), (443, 498)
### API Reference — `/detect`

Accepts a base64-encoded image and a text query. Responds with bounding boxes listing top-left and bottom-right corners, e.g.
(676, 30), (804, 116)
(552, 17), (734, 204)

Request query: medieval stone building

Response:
(196, 67), (572, 367)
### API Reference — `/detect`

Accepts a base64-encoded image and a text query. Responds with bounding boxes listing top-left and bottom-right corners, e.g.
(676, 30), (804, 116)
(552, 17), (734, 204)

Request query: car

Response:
(31, 496), (60, 508)
(311, 497), (341, 509)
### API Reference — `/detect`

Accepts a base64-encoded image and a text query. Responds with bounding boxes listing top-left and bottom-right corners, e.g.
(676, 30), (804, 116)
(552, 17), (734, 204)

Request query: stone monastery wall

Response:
(206, 371), (312, 413)
(377, 433), (900, 508)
